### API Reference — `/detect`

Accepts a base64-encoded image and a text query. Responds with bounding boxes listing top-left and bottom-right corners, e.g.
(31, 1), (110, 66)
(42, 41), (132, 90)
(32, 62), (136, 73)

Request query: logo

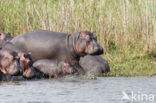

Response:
(122, 91), (155, 102)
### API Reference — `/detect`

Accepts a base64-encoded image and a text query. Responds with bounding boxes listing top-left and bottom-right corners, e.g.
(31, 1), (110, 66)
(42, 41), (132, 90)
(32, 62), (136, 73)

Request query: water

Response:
(0, 76), (156, 103)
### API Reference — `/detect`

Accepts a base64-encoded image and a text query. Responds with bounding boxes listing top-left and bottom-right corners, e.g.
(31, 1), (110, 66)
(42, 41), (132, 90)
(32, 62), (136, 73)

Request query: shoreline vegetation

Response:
(0, 0), (155, 77)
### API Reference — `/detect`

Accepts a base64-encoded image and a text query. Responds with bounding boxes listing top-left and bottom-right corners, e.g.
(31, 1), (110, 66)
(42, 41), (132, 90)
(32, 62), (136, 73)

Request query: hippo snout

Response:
(90, 44), (104, 55)
(8, 60), (21, 75)
(23, 66), (35, 78)
(96, 46), (104, 55)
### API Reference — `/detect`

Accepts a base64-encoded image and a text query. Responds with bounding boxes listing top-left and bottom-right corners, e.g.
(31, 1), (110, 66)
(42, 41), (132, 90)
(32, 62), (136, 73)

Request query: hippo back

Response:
(10, 30), (69, 61)
(33, 59), (60, 75)
(79, 55), (110, 75)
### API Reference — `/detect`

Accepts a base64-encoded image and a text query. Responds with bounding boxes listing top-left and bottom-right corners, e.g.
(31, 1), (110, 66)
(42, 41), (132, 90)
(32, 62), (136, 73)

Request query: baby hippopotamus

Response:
(79, 55), (110, 76)
(0, 41), (35, 78)
(33, 59), (74, 78)
(0, 32), (13, 42)
(0, 48), (21, 75)
(17, 52), (35, 78)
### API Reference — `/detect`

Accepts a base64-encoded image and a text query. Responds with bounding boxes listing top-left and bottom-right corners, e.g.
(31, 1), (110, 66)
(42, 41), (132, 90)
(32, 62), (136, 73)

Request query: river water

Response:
(0, 76), (156, 103)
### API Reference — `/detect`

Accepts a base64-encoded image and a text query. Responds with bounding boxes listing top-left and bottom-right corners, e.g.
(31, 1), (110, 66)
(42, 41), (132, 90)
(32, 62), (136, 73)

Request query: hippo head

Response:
(74, 31), (103, 56)
(0, 32), (13, 41)
(0, 49), (21, 75)
(60, 61), (75, 75)
(18, 52), (35, 78)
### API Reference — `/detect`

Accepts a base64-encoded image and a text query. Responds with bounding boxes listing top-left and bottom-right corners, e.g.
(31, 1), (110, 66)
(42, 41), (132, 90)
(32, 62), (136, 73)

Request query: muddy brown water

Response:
(0, 76), (156, 103)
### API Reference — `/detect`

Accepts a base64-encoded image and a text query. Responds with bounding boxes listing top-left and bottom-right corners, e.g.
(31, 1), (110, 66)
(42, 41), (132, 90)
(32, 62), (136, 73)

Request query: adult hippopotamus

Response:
(79, 55), (110, 76)
(33, 59), (74, 78)
(0, 32), (13, 42)
(10, 30), (103, 74)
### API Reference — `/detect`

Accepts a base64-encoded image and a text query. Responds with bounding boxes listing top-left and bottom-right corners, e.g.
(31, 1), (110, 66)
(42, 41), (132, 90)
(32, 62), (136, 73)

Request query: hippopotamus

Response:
(79, 55), (110, 76)
(17, 52), (35, 78)
(0, 48), (21, 75)
(33, 59), (74, 78)
(0, 41), (35, 78)
(0, 32), (13, 42)
(10, 30), (104, 74)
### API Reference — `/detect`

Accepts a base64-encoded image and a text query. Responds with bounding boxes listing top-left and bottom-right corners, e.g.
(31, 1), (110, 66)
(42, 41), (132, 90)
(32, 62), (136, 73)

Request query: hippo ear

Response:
(80, 32), (86, 38)
(86, 35), (90, 41)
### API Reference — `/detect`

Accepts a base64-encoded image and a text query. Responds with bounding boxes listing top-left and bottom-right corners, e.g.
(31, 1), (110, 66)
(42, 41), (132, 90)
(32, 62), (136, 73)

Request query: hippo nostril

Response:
(96, 48), (104, 55)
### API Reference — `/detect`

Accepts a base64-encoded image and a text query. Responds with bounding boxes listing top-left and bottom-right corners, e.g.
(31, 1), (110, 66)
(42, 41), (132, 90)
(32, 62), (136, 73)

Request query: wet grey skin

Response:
(33, 59), (74, 77)
(10, 30), (104, 75)
(79, 55), (110, 76)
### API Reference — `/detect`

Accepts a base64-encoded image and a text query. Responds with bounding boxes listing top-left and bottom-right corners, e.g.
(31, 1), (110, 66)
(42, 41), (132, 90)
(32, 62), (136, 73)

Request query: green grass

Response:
(0, 0), (155, 76)
(103, 47), (156, 77)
